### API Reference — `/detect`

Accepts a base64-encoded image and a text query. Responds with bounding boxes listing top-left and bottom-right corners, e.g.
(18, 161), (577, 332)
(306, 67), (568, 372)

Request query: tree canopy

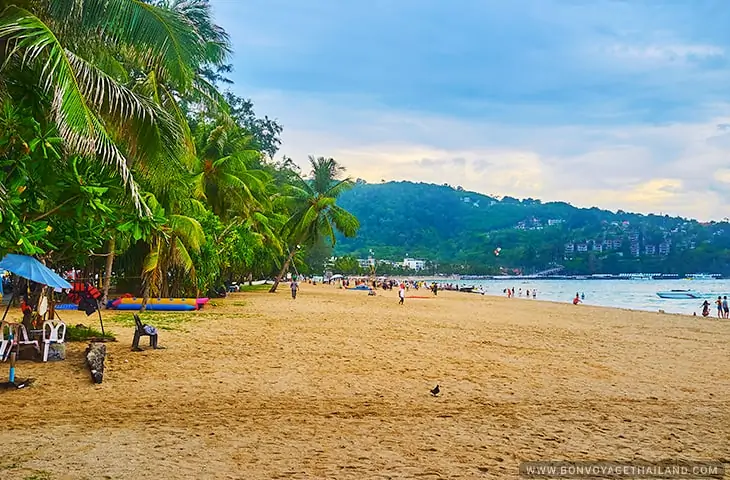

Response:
(0, 0), (358, 300)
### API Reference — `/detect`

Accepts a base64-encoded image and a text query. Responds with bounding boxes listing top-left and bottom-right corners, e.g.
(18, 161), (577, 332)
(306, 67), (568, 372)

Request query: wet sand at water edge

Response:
(0, 284), (728, 479)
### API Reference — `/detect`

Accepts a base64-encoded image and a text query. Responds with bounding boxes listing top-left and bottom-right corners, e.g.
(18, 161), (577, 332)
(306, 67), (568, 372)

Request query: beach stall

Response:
(0, 254), (72, 389)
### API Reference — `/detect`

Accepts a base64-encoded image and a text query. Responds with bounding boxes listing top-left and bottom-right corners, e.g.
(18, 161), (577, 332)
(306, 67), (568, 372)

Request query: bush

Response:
(65, 324), (116, 342)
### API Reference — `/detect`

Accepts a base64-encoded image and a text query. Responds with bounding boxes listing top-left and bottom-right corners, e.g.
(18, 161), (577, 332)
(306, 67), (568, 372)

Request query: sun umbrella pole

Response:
(97, 308), (105, 336)
(1, 289), (16, 324)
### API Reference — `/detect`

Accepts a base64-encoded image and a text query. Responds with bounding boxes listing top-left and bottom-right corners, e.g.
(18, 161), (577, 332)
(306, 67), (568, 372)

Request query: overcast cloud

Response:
(211, 0), (730, 220)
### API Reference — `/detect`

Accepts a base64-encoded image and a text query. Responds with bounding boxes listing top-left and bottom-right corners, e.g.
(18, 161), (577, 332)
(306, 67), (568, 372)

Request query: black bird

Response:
(430, 384), (440, 396)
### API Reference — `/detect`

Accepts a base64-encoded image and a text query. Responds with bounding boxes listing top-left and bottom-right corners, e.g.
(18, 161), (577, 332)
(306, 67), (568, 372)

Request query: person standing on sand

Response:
(723, 296), (729, 319)
(399, 284), (405, 305)
(714, 296), (722, 318)
(290, 279), (299, 299)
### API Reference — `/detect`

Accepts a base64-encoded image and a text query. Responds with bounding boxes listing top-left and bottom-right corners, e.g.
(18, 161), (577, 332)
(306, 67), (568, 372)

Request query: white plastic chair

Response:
(0, 321), (39, 361)
(0, 321), (11, 361)
(42, 320), (66, 362)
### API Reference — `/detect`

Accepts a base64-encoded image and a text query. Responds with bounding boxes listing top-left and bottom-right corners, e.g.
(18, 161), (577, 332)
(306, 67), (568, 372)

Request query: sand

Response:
(0, 285), (728, 479)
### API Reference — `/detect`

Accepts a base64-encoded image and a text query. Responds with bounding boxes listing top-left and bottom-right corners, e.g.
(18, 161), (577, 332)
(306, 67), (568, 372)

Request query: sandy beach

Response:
(0, 284), (728, 479)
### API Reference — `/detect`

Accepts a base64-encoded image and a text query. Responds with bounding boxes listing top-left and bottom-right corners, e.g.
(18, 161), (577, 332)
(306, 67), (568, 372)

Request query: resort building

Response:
(403, 258), (426, 271)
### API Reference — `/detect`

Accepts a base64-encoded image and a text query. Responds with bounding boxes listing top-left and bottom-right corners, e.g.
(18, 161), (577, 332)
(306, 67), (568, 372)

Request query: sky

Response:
(210, 0), (730, 220)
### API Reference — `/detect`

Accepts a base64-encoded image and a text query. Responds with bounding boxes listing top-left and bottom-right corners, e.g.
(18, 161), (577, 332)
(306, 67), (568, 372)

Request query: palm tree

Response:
(0, 0), (230, 211)
(191, 122), (269, 219)
(139, 194), (205, 305)
(269, 156), (359, 293)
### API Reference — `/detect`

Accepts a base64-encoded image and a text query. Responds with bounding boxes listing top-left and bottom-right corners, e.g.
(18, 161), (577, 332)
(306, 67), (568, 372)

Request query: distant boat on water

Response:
(656, 290), (703, 299)
(655, 289), (730, 299)
(684, 273), (721, 280)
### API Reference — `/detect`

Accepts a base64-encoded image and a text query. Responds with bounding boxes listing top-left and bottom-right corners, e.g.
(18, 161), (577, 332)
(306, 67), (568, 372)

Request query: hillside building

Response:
(403, 258), (426, 271)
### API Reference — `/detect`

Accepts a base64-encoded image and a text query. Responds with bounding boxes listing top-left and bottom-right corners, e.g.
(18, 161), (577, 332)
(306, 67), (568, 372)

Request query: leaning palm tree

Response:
(269, 156), (360, 293)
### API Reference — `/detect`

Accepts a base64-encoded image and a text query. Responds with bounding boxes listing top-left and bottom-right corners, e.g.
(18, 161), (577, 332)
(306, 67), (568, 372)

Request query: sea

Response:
(432, 278), (730, 316)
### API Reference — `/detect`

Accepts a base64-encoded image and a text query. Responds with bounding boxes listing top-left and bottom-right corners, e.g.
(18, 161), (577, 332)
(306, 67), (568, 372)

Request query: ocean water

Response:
(437, 279), (730, 316)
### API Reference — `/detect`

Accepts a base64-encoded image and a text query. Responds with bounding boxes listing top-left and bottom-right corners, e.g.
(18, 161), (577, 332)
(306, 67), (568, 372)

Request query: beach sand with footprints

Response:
(1, 284), (728, 479)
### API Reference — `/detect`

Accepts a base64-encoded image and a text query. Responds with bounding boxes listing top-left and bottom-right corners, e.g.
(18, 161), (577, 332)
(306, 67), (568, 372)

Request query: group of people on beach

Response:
(504, 287), (537, 299)
(699, 296), (729, 317)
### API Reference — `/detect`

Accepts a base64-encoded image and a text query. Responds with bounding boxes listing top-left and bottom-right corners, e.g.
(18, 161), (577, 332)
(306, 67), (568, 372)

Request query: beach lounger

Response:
(132, 314), (159, 351)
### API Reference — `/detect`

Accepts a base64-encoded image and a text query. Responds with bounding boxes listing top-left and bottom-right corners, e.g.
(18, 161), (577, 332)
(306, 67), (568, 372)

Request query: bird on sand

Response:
(430, 384), (440, 396)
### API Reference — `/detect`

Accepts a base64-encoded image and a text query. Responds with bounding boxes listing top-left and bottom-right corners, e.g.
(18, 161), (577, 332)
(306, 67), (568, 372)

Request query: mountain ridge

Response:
(333, 180), (730, 275)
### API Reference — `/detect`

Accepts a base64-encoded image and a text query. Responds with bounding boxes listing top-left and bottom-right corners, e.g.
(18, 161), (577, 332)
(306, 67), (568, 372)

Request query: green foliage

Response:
(332, 255), (362, 275)
(0, 0), (359, 302)
(65, 324), (116, 342)
(335, 181), (730, 275)
(269, 156), (360, 291)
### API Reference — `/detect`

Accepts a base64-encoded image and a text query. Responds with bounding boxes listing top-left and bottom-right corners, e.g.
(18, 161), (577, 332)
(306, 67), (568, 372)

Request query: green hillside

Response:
(333, 181), (730, 275)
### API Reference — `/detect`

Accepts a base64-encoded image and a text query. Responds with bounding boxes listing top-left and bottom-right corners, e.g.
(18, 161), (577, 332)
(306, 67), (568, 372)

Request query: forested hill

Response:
(334, 181), (730, 275)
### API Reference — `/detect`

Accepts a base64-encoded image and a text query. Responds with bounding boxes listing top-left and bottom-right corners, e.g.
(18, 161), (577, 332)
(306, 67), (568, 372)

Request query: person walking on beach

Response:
(290, 279), (299, 299)
(723, 296), (729, 319)
(398, 284), (405, 305)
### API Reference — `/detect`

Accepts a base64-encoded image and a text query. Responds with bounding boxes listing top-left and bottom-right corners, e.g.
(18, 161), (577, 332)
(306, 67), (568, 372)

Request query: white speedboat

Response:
(656, 289), (703, 299)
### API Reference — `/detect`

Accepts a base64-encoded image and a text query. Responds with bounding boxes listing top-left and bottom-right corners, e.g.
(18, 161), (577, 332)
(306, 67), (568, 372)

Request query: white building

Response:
(403, 258), (426, 271)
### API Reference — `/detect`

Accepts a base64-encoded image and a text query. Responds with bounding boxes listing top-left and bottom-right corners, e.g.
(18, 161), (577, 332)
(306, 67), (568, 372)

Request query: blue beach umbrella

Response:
(0, 254), (71, 290)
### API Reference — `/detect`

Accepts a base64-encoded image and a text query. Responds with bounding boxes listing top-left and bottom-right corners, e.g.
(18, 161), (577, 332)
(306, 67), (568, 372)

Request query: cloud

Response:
(605, 44), (724, 64)
(209, 0), (730, 220)
(239, 90), (730, 219)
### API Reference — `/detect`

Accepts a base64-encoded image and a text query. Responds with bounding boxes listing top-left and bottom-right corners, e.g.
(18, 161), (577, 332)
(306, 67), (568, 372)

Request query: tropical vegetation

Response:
(0, 0), (358, 301)
(334, 181), (730, 276)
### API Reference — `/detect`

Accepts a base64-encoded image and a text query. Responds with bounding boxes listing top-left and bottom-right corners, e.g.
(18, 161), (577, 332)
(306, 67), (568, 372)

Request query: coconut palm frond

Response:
(0, 7), (160, 211)
(171, 235), (194, 273)
(168, 214), (204, 251)
(48, 0), (210, 89)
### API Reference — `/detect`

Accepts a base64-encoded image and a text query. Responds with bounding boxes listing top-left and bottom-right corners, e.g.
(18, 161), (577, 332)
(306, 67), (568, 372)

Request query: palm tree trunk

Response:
(101, 237), (115, 307)
(269, 248), (298, 293)
(140, 282), (149, 312)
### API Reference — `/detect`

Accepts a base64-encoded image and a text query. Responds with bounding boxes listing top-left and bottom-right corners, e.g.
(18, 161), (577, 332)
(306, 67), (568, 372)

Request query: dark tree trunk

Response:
(140, 283), (150, 312)
(102, 237), (115, 307)
(269, 248), (298, 293)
